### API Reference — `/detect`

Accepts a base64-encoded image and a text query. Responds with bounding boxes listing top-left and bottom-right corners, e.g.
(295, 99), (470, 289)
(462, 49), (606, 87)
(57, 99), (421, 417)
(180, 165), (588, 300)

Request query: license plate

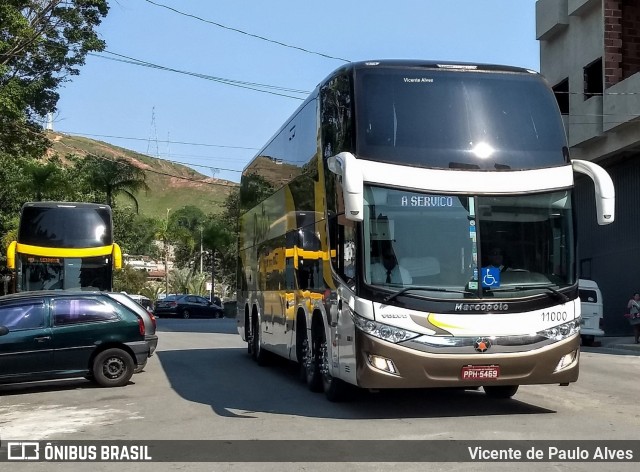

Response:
(461, 365), (500, 380)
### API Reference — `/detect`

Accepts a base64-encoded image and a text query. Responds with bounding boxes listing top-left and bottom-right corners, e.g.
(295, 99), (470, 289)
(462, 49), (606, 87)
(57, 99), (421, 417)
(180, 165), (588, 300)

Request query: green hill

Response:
(46, 132), (238, 218)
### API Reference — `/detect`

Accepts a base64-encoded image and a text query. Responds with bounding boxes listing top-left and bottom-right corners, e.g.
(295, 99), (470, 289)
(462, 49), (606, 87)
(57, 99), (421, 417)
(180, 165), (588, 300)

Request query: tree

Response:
(0, 1), (110, 158)
(112, 206), (158, 256)
(18, 157), (69, 200)
(170, 206), (206, 269)
(113, 264), (148, 295)
(153, 209), (174, 295)
(77, 155), (150, 211)
(203, 218), (236, 299)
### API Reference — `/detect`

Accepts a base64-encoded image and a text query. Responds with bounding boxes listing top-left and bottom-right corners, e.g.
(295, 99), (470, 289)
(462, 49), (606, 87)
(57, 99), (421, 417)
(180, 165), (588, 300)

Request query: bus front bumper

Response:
(355, 330), (580, 389)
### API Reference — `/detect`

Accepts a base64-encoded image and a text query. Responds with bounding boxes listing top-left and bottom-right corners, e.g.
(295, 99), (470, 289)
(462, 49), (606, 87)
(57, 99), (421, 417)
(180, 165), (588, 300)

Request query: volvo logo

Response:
(474, 338), (492, 353)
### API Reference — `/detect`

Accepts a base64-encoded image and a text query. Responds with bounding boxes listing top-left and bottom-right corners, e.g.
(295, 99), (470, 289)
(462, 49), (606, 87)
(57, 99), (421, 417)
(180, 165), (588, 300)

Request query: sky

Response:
(54, 0), (540, 184)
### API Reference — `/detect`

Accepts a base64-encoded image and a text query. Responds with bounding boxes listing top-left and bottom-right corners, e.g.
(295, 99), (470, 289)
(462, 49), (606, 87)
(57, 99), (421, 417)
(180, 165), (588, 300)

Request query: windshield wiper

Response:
(384, 286), (474, 303)
(488, 285), (570, 303)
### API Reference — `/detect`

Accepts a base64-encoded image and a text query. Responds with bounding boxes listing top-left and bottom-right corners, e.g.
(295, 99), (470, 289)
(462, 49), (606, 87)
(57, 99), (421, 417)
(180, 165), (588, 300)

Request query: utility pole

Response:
(210, 249), (215, 302)
(164, 208), (170, 295)
(199, 226), (203, 274)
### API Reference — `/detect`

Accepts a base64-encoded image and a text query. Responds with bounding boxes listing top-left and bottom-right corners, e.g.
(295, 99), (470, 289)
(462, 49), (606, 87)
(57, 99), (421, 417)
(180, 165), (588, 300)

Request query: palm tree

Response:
(19, 159), (69, 201)
(153, 209), (173, 295)
(79, 154), (150, 212)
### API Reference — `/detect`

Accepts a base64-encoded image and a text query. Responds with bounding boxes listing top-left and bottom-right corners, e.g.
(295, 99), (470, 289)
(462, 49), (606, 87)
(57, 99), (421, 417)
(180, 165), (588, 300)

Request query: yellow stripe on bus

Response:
(16, 243), (114, 258)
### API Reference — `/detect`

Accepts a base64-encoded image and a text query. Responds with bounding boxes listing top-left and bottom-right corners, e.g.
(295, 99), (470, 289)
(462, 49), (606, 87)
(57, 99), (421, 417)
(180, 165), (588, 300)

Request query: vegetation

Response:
(1, 0), (109, 158)
(0, 2), (241, 298)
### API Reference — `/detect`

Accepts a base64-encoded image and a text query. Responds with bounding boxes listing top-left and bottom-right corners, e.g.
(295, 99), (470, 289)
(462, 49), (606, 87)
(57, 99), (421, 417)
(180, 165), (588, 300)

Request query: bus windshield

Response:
(363, 186), (575, 299)
(19, 205), (112, 248)
(355, 67), (567, 170)
(17, 255), (112, 291)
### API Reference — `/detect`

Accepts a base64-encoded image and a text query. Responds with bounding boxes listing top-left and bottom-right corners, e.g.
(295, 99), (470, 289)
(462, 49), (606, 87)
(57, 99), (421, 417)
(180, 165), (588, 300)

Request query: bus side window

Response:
(330, 215), (356, 283)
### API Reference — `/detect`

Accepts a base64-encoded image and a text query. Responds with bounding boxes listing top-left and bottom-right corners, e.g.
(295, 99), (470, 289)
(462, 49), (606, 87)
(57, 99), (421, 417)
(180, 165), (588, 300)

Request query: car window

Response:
(196, 296), (208, 305)
(186, 296), (197, 303)
(579, 289), (598, 303)
(52, 298), (119, 326)
(0, 301), (46, 330)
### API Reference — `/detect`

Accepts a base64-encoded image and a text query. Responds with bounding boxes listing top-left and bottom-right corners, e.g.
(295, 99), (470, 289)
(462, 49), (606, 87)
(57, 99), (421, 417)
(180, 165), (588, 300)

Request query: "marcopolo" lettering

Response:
(454, 303), (509, 311)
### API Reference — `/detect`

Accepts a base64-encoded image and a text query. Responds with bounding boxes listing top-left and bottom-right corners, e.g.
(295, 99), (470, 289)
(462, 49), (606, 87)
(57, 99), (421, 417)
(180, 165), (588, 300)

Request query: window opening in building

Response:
(553, 78), (569, 114)
(584, 58), (603, 100)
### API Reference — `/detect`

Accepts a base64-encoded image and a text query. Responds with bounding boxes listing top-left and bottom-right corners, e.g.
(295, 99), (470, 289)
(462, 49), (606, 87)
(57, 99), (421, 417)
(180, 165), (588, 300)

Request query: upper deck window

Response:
(354, 67), (568, 170)
(19, 206), (113, 248)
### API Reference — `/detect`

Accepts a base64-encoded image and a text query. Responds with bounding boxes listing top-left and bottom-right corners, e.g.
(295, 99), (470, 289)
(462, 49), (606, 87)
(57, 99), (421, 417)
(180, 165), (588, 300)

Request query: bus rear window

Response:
(19, 206), (113, 248)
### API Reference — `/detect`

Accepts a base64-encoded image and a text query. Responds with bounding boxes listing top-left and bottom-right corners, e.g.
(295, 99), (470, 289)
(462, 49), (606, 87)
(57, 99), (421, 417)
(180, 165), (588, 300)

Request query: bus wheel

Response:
(252, 317), (268, 366)
(92, 348), (134, 387)
(483, 385), (518, 399)
(182, 309), (190, 319)
(321, 340), (350, 402)
(581, 335), (595, 346)
(303, 333), (323, 392)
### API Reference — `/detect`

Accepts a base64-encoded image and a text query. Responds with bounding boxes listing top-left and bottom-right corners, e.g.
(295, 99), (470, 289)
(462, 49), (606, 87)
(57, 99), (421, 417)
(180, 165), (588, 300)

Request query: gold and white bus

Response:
(237, 60), (615, 401)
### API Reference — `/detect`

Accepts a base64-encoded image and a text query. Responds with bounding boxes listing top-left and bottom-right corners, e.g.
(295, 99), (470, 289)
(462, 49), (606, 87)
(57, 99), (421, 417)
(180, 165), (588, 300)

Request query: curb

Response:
(606, 344), (640, 353)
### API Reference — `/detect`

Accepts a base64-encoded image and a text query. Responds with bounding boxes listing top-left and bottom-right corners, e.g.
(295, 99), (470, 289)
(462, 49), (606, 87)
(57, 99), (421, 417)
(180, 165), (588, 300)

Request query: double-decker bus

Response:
(237, 60), (615, 401)
(6, 202), (122, 292)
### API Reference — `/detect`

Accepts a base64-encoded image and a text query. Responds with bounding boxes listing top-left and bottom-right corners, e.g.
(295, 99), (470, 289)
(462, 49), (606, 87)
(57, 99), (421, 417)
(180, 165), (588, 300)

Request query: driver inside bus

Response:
(370, 241), (413, 285)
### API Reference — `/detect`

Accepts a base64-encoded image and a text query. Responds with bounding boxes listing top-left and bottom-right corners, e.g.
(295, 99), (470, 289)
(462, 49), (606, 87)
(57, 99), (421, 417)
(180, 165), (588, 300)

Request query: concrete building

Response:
(537, 0), (640, 334)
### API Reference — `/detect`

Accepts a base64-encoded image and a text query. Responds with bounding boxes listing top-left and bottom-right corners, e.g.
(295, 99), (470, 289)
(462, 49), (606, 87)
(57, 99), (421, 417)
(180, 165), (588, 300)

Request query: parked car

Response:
(0, 290), (150, 388)
(125, 294), (154, 312)
(106, 292), (158, 373)
(153, 294), (224, 319)
(578, 278), (605, 345)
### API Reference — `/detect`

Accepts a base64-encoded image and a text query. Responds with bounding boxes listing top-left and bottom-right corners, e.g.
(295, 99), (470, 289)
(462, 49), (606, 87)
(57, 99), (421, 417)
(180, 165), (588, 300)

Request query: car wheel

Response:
(182, 309), (190, 319)
(92, 348), (135, 387)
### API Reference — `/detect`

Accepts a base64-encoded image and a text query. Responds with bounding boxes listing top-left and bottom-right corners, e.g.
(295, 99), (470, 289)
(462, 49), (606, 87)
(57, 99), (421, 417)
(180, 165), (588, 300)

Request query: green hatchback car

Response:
(0, 291), (150, 388)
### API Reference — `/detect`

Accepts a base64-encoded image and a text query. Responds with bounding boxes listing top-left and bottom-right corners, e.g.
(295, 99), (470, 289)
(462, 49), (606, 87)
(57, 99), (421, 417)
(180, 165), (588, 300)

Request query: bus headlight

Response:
(538, 318), (581, 341)
(353, 313), (420, 343)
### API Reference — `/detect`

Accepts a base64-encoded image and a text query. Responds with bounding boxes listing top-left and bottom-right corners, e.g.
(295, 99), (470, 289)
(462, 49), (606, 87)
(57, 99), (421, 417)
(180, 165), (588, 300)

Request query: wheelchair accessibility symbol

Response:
(481, 267), (501, 288)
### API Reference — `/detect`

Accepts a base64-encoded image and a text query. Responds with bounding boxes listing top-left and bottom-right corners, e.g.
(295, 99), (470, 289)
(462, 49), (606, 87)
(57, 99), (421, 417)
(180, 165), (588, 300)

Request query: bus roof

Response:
(21, 201), (112, 210)
(319, 60), (537, 85)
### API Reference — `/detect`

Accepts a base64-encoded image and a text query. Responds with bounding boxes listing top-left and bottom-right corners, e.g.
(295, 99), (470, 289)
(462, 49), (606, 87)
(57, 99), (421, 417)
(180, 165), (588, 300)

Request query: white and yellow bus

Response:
(237, 60), (615, 401)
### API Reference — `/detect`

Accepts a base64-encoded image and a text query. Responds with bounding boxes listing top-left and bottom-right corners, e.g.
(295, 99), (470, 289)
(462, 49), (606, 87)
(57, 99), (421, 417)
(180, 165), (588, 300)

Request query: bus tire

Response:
(581, 335), (595, 346)
(92, 348), (134, 387)
(182, 309), (190, 319)
(483, 385), (518, 399)
(323, 367), (351, 402)
(318, 332), (350, 401)
(303, 333), (323, 392)
(252, 317), (268, 366)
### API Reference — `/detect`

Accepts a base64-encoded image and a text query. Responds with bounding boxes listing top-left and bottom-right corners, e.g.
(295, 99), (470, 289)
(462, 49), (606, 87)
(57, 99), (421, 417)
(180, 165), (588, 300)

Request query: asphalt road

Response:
(1, 317), (639, 471)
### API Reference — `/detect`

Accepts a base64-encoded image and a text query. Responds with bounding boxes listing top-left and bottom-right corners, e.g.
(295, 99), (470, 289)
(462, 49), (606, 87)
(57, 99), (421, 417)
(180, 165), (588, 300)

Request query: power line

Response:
(54, 134), (240, 189)
(54, 130), (260, 150)
(144, 0), (350, 63)
(89, 51), (309, 100)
